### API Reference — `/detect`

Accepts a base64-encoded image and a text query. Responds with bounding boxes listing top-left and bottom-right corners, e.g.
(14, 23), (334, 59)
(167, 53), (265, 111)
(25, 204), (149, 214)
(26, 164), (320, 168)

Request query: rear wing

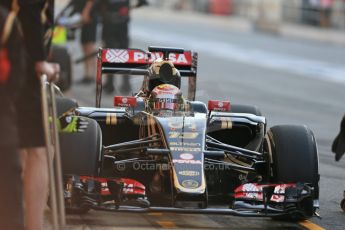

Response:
(96, 46), (198, 107)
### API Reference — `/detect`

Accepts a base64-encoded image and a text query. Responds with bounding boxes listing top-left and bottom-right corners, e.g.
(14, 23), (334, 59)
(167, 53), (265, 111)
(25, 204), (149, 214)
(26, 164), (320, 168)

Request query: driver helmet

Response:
(149, 84), (184, 111)
(147, 59), (181, 92)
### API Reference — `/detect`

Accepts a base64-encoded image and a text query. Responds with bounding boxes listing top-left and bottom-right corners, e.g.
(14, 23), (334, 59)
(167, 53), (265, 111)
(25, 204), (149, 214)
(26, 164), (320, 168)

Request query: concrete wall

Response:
(148, 0), (345, 29)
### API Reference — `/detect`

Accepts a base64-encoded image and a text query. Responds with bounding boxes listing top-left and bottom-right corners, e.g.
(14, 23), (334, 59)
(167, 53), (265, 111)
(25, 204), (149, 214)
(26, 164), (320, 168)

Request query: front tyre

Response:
(266, 125), (319, 221)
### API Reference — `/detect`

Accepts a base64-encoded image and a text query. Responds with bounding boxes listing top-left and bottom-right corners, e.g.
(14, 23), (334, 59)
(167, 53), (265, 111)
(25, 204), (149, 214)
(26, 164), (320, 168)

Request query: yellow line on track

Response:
(299, 220), (325, 230)
(156, 221), (177, 228)
(147, 212), (163, 216)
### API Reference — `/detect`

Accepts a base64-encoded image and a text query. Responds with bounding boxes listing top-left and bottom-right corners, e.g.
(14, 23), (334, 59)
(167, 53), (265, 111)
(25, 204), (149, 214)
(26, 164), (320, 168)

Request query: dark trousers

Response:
(103, 22), (130, 89)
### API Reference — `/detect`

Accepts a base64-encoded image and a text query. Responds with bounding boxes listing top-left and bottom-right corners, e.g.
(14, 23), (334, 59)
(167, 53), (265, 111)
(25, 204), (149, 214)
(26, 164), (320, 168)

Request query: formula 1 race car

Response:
(58, 46), (320, 221)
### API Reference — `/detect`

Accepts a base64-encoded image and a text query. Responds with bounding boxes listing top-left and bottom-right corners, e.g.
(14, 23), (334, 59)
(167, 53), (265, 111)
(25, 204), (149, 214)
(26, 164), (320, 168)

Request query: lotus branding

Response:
(180, 153), (194, 160)
(182, 180), (199, 189)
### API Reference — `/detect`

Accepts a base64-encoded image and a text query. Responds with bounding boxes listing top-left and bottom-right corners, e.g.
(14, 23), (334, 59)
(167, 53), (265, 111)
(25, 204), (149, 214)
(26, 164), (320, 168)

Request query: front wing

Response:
(66, 175), (315, 218)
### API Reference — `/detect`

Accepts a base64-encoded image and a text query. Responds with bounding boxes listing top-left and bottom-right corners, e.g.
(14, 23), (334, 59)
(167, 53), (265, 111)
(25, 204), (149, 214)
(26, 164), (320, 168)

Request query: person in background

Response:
(100, 0), (132, 94)
(84, 0), (148, 94)
(1, 1), (60, 230)
(0, 5), (25, 230)
(77, 0), (98, 84)
(332, 114), (345, 161)
(320, 0), (334, 27)
(17, 1), (60, 229)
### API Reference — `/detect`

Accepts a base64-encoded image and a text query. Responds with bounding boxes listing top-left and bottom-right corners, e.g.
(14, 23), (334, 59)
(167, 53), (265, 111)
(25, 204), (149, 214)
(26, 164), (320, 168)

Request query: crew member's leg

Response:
(120, 25), (131, 94)
(78, 20), (97, 84)
(102, 22), (115, 94)
(20, 148), (48, 230)
(102, 23), (131, 94)
(16, 73), (48, 230)
(0, 145), (24, 230)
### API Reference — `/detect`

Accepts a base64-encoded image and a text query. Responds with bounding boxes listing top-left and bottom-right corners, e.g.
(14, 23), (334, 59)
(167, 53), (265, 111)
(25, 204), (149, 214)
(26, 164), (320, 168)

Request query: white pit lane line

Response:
(131, 27), (345, 84)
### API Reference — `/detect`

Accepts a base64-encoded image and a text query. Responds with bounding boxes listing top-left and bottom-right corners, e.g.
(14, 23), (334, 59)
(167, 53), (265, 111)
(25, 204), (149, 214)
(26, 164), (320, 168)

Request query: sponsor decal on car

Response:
(221, 117), (232, 129)
(173, 159), (202, 164)
(169, 132), (198, 139)
(171, 147), (202, 152)
(271, 184), (290, 202)
(114, 96), (137, 107)
(106, 113), (117, 125)
(79, 176), (146, 196)
(134, 52), (189, 64)
(168, 120), (197, 130)
(102, 49), (193, 66)
(234, 183), (297, 203)
(170, 142), (201, 147)
(182, 179), (199, 189)
(180, 153), (194, 160)
(208, 100), (231, 112)
(241, 183), (261, 199)
(105, 49), (129, 63)
(178, 171), (200, 176)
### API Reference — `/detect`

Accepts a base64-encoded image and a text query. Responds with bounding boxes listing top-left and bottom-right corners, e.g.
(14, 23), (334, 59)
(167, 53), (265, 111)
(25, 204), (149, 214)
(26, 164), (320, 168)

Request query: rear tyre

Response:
(231, 104), (262, 116)
(266, 125), (319, 221)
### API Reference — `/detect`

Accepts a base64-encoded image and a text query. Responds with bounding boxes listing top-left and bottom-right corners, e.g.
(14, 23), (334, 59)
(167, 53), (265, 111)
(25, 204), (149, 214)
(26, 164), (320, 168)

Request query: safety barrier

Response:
(40, 75), (66, 230)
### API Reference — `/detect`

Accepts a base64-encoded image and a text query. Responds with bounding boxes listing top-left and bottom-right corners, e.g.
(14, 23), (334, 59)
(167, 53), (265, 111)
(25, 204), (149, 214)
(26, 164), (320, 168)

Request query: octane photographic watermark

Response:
(115, 162), (233, 172)
(116, 162), (126, 171)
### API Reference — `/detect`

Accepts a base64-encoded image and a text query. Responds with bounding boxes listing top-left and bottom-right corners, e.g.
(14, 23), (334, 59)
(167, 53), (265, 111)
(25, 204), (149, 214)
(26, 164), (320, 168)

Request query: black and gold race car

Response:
(58, 46), (320, 221)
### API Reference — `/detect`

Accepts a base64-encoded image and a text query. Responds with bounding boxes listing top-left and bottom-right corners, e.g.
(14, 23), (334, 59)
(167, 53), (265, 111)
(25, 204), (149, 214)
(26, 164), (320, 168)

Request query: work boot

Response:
(332, 115), (345, 161)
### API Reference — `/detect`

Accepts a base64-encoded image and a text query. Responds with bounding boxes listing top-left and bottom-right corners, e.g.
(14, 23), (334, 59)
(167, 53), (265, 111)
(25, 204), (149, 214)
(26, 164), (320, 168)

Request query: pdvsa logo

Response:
(106, 49), (129, 63)
(134, 52), (188, 64)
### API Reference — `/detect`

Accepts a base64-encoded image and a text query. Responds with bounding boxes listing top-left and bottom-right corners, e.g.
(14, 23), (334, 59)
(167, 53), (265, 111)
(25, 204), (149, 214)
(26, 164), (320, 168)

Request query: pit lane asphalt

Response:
(48, 6), (345, 230)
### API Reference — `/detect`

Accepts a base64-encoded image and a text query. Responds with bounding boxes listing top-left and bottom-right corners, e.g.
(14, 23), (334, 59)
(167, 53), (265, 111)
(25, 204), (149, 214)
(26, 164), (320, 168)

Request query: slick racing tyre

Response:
(56, 96), (78, 117)
(50, 46), (72, 92)
(60, 117), (103, 176)
(231, 104), (262, 116)
(266, 125), (319, 221)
